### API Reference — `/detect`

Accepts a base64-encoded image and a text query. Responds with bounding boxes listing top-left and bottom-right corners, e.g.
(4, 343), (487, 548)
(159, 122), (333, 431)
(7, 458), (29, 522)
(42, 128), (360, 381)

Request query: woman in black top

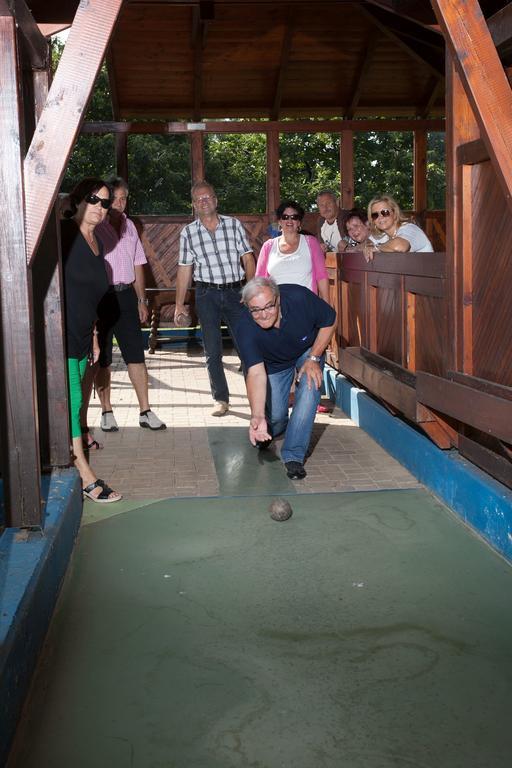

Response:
(62, 178), (122, 503)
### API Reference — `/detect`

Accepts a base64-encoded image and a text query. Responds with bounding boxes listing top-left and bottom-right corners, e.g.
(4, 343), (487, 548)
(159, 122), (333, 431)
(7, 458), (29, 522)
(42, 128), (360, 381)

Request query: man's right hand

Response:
(174, 303), (186, 323)
(249, 416), (271, 446)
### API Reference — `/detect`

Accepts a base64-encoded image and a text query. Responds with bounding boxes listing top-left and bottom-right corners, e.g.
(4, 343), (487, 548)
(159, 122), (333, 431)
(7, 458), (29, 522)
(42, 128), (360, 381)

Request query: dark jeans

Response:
(195, 284), (244, 403)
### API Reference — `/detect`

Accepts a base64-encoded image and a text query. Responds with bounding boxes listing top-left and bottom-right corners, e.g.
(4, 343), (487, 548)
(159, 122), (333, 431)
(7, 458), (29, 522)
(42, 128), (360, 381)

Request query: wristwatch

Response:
(138, 297), (149, 305)
(308, 354), (321, 363)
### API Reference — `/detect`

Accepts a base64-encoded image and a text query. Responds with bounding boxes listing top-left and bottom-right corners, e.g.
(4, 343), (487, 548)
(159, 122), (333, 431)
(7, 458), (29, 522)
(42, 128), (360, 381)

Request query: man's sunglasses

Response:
(281, 213), (301, 221)
(371, 208), (392, 220)
(85, 194), (111, 209)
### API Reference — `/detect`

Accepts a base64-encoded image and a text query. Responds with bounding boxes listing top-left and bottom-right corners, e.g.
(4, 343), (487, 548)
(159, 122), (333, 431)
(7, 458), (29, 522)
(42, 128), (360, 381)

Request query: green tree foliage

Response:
(205, 133), (267, 213)
(280, 133), (340, 210)
(354, 131), (413, 209)
(128, 135), (191, 215)
(427, 132), (446, 209)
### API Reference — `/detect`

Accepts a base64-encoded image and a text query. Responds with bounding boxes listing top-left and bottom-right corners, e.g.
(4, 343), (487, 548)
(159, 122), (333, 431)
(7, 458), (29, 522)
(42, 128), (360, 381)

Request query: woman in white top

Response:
(256, 200), (329, 302)
(364, 194), (433, 260)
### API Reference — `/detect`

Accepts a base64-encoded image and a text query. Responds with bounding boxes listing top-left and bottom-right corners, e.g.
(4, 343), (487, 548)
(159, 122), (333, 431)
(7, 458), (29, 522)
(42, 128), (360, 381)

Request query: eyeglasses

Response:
(371, 208), (392, 220)
(281, 214), (301, 221)
(194, 194), (214, 203)
(85, 194), (111, 209)
(248, 298), (278, 316)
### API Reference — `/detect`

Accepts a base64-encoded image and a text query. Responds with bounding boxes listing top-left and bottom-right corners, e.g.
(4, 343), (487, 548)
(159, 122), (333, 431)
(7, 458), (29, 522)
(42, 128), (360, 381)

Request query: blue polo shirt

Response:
(236, 284), (336, 374)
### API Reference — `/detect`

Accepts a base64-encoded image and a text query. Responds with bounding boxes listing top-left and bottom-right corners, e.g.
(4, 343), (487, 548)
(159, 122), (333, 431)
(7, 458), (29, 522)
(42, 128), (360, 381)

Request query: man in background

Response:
(316, 190), (348, 253)
(175, 181), (255, 416)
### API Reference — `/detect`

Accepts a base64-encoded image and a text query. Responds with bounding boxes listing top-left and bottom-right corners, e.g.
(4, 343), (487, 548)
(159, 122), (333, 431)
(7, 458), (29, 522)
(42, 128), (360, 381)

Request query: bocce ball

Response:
(269, 498), (293, 521)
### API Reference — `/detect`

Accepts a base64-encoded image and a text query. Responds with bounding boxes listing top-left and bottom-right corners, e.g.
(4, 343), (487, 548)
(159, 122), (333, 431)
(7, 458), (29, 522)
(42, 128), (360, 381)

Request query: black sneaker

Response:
(285, 461), (307, 480)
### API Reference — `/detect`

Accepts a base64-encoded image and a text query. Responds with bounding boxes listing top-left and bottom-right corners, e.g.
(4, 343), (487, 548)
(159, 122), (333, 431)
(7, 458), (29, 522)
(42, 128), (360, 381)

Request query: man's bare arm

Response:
(241, 251), (256, 281)
(246, 362), (271, 443)
(174, 264), (194, 320)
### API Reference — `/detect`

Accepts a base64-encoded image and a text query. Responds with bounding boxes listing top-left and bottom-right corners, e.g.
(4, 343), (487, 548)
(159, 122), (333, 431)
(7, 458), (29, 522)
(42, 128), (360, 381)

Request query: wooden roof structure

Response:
(28, 0), (452, 119)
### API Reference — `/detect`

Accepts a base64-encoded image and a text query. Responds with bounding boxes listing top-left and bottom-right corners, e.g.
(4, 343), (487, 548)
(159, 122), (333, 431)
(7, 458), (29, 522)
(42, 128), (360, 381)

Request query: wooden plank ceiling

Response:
(26, 0), (509, 120)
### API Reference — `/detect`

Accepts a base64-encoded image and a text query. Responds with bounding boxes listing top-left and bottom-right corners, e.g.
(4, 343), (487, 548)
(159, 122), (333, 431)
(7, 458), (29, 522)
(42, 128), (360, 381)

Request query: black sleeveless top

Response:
(61, 219), (109, 359)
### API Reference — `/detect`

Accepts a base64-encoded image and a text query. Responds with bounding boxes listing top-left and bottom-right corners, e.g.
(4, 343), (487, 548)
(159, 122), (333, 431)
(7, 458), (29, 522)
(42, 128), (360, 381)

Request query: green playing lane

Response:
(9, 490), (512, 768)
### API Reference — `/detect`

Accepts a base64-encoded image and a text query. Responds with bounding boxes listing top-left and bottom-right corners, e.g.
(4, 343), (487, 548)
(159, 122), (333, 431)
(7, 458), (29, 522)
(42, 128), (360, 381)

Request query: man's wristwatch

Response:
(308, 354), (321, 363)
(138, 297), (149, 305)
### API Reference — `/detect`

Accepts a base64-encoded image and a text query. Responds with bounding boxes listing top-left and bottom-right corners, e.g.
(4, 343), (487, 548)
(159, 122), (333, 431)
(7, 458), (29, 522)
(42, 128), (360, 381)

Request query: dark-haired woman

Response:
(256, 200), (331, 411)
(61, 177), (122, 503)
(256, 200), (329, 302)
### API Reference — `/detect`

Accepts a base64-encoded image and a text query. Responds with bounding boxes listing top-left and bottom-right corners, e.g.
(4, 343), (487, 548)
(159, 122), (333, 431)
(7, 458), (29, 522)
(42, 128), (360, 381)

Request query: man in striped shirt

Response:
(175, 181), (255, 416)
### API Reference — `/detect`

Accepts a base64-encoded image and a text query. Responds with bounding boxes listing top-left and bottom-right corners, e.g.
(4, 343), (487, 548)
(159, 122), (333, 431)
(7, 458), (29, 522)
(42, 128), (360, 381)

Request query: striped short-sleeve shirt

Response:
(179, 215), (252, 284)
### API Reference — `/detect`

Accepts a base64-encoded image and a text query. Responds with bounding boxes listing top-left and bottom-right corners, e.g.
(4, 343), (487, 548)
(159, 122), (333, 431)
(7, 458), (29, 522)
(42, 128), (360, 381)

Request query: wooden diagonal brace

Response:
(431, 0), (512, 212)
(24, 0), (124, 264)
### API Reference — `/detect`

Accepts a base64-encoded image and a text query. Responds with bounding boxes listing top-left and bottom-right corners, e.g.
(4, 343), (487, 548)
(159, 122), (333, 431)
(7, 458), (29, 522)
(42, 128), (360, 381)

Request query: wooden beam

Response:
(359, 3), (445, 81)
(106, 46), (119, 121)
(487, 4), (512, 48)
(81, 118), (446, 135)
(191, 6), (205, 122)
(13, 0), (48, 70)
(413, 128), (427, 214)
(340, 347), (417, 421)
(31, 54), (71, 469)
(24, 0), (123, 264)
(418, 77), (441, 119)
(364, 0), (440, 30)
(459, 434), (512, 490)
(416, 372), (512, 444)
(190, 130), (205, 184)
(431, 0), (512, 215)
(445, 59), (480, 373)
(32, 208), (71, 469)
(271, 7), (294, 121)
(266, 128), (280, 214)
(340, 129), (354, 208)
(0, 6), (41, 526)
(456, 138), (489, 166)
(345, 31), (379, 120)
(38, 23), (70, 38)
(115, 131), (128, 182)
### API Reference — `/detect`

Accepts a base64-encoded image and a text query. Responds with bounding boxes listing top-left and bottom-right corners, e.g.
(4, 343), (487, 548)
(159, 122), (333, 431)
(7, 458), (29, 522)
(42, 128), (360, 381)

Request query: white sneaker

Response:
(101, 410), (119, 432)
(139, 410), (167, 430)
(211, 401), (229, 417)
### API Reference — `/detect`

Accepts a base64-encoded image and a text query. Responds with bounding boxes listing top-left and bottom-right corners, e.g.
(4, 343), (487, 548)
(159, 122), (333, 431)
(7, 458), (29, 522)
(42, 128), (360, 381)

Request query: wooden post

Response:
(115, 131), (128, 182)
(190, 131), (205, 183)
(0, 6), (41, 526)
(446, 55), (479, 374)
(341, 130), (354, 209)
(32, 210), (71, 468)
(432, 0), (512, 213)
(30, 43), (71, 469)
(24, 0), (124, 263)
(266, 128), (280, 215)
(413, 128), (427, 219)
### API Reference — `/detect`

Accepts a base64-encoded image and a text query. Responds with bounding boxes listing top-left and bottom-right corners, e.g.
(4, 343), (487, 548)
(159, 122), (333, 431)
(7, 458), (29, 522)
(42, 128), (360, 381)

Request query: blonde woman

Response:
(364, 194), (433, 261)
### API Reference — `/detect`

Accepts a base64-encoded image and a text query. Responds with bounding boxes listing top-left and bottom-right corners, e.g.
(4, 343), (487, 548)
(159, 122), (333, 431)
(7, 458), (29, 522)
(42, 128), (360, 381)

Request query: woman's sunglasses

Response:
(371, 208), (392, 220)
(281, 213), (301, 221)
(85, 194), (111, 210)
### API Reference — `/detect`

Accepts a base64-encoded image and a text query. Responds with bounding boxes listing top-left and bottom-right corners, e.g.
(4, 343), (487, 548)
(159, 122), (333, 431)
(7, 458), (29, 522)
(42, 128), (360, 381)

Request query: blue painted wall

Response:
(325, 370), (512, 563)
(0, 468), (82, 766)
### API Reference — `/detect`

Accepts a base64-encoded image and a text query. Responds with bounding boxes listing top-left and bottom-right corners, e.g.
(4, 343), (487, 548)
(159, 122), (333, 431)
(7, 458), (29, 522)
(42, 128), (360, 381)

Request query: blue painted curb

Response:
(325, 369), (512, 563)
(0, 468), (82, 766)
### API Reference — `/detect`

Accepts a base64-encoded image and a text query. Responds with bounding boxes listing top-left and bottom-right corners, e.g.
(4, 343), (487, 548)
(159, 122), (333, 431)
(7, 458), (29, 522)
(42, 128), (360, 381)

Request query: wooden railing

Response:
(325, 249), (512, 489)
